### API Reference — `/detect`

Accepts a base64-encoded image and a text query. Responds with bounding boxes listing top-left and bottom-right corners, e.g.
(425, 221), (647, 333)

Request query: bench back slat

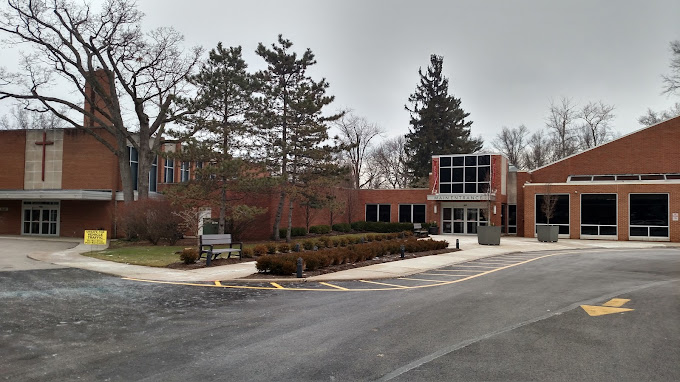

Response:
(200, 234), (233, 245)
(413, 223), (422, 229)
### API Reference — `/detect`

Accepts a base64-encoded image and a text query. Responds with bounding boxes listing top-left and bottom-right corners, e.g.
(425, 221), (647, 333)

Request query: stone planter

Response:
(537, 225), (559, 242)
(477, 225), (501, 245)
(428, 226), (439, 235)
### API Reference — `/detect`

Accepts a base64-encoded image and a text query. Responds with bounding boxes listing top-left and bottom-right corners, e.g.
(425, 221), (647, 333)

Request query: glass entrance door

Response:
(441, 206), (488, 234)
(22, 201), (59, 236)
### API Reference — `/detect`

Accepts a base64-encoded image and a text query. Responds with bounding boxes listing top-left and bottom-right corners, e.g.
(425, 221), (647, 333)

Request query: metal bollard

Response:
(296, 257), (303, 278)
(456, 239), (459, 249)
(400, 244), (405, 258)
(206, 252), (211, 266)
(294, 243), (301, 252)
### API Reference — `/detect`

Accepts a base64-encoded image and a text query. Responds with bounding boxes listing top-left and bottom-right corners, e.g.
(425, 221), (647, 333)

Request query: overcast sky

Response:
(2, 0), (679, 147)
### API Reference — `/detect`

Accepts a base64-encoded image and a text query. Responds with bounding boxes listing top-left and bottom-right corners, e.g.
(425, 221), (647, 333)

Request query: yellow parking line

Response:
(214, 281), (222, 286)
(319, 282), (349, 290)
(270, 282), (285, 289)
(359, 280), (409, 288)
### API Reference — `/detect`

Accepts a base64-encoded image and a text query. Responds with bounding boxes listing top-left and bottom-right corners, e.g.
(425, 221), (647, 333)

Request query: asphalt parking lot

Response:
(1, 247), (678, 381)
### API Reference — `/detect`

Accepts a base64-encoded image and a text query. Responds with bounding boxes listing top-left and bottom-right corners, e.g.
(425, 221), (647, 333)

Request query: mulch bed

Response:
(164, 247), (458, 277)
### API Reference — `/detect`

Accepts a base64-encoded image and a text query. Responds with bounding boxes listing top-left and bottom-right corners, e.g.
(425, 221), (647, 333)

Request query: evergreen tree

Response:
(404, 54), (483, 184)
(177, 43), (255, 234)
(250, 35), (342, 241)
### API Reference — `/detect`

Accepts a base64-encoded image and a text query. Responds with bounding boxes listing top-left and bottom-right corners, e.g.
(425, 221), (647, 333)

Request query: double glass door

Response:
(22, 201), (59, 236)
(442, 206), (488, 234)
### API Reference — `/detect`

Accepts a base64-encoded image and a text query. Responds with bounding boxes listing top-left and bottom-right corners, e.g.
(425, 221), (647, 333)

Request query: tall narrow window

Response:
(164, 159), (175, 183)
(149, 156), (158, 192)
(180, 161), (190, 182)
(629, 194), (669, 239)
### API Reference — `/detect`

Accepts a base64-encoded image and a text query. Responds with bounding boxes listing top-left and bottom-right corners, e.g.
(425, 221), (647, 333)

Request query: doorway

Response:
(442, 206), (488, 234)
(22, 201), (60, 236)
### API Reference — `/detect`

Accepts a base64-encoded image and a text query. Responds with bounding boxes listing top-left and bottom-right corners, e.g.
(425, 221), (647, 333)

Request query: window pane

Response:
(453, 208), (464, 220)
(536, 195), (569, 224)
(366, 205), (377, 222)
(464, 183), (476, 193)
(452, 157), (464, 166)
(465, 167), (476, 182)
(581, 226), (598, 235)
(630, 227), (648, 236)
(600, 226), (617, 235)
(467, 209), (478, 221)
(42, 209), (50, 221)
(465, 156), (477, 166)
(440, 157), (451, 167)
(477, 182), (490, 193)
(452, 183), (463, 193)
(440, 184), (451, 193)
(558, 225), (569, 234)
(478, 155), (490, 165)
(467, 222), (478, 234)
(41, 222), (49, 234)
(593, 175), (615, 181)
(616, 175), (639, 180)
(378, 205), (391, 222)
(508, 227), (517, 234)
(413, 205), (426, 223)
(23, 222), (30, 234)
(440, 168), (451, 182)
(32, 210), (40, 221)
(570, 176), (592, 181)
(452, 168), (463, 182)
(24, 209), (31, 221)
(399, 205), (411, 223)
(477, 166), (490, 182)
(650, 227), (669, 237)
(641, 175), (664, 180)
(581, 194), (616, 225)
(508, 205), (517, 225)
(443, 208), (452, 220)
(630, 194), (668, 226)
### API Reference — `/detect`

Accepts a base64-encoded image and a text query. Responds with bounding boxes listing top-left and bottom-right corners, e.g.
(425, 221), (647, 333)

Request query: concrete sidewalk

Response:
(25, 234), (679, 282)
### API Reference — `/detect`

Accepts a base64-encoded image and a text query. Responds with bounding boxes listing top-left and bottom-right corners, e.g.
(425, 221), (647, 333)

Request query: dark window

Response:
(440, 184), (451, 193)
(630, 194), (668, 226)
(650, 227), (669, 237)
(616, 175), (639, 180)
(593, 175), (615, 181)
(149, 157), (158, 192)
(536, 194), (569, 225)
(465, 183), (476, 193)
(413, 205), (426, 223)
(478, 166), (490, 182)
(465, 156), (477, 166)
(452, 168), (463, 182)
(399, 205), (411, 223)
(666, 174), (680, 180)
(465, 167), (476, 182)
(581, 226), (598, 235)
(581, 194), (617, 225)
(478, 155), (491, 165)
(440, 157), (451, 167)
(378, 205), (391, 222)
(366, 205), (378, 222)
(164, 159), (174, 183)
(452, 183), (463, 193)
(640, 174), (664, 180)
(570, 176), (592, 181)
(477, 182), (490, 193)
(452, 157), (464, 166)
(440, 168), (451, 182)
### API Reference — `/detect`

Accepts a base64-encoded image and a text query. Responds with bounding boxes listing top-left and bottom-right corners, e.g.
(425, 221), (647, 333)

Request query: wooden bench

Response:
(413, 223), (428, 237)
(199, 234), (243, 266)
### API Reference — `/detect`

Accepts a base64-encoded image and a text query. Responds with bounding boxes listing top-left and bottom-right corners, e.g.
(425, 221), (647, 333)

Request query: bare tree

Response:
(522, 130), (552, 170)
(491, 125), (528, 169)
(368, 136), (411, 189)
(333, 110), (383, 189)
(577, 101), (615, 149)
(546, 97), (579, 161)
(662, 40), (680, 96)
(2, 106), (66, 130)
(0, 0), (201, 201)
(638, 102), (680, 126)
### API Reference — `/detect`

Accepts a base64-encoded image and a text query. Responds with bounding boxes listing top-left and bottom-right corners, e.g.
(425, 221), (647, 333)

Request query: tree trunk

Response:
(272, 187), (286, 241)
(286, 199), (294, 243)
(117, 147), (135, 203)
(218, 181), (227, 234)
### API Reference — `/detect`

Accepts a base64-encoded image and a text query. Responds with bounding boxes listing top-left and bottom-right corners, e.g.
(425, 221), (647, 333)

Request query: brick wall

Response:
(62, 129), (119, 190)
(0, 130), (26, 189)
(60, 200), (115, 238)
(0, 200), (22, 235)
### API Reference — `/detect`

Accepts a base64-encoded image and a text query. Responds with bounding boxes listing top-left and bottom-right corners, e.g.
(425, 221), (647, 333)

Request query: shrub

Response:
(118, 199), (182, 245)
(279, 227), (307, 239)
(253, 244), (268, 256)
(319, 236), (332, 248)
(350, 221), (414, 233)
(266, 243), (278, 254)
(241, 247), (254, 258)
(332, 223), (352, 233)
(338, 237), (349, 247)
(309, 225), (331, 234)
(278, 243), (291, 253)
(179, 248), (199, 264)
(302, 239), (315, 250)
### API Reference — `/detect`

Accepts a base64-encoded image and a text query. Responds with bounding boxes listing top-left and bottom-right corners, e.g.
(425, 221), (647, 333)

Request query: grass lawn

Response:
(83, 245), (186, 267)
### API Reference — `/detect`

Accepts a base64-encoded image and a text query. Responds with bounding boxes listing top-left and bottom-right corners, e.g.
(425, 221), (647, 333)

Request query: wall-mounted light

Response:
(434, 205), (438, 214)
(493, 205), (497, 214)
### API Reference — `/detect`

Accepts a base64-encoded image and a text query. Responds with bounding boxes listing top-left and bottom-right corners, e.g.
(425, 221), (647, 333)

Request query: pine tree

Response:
(404, 54), (483, 184)
(250, 35), (342, 241)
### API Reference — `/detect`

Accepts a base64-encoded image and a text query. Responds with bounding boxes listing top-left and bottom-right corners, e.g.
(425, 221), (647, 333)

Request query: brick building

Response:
(1, 107), (678, 242)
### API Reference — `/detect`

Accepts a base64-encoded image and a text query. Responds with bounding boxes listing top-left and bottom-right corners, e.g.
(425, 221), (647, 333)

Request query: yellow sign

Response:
(84, 230), (107, 245)
(581, 298), (633, 316)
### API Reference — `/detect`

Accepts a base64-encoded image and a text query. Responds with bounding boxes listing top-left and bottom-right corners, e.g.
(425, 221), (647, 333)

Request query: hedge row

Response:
(350, 221), (415, 233)
(255, 237), (449, 275)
